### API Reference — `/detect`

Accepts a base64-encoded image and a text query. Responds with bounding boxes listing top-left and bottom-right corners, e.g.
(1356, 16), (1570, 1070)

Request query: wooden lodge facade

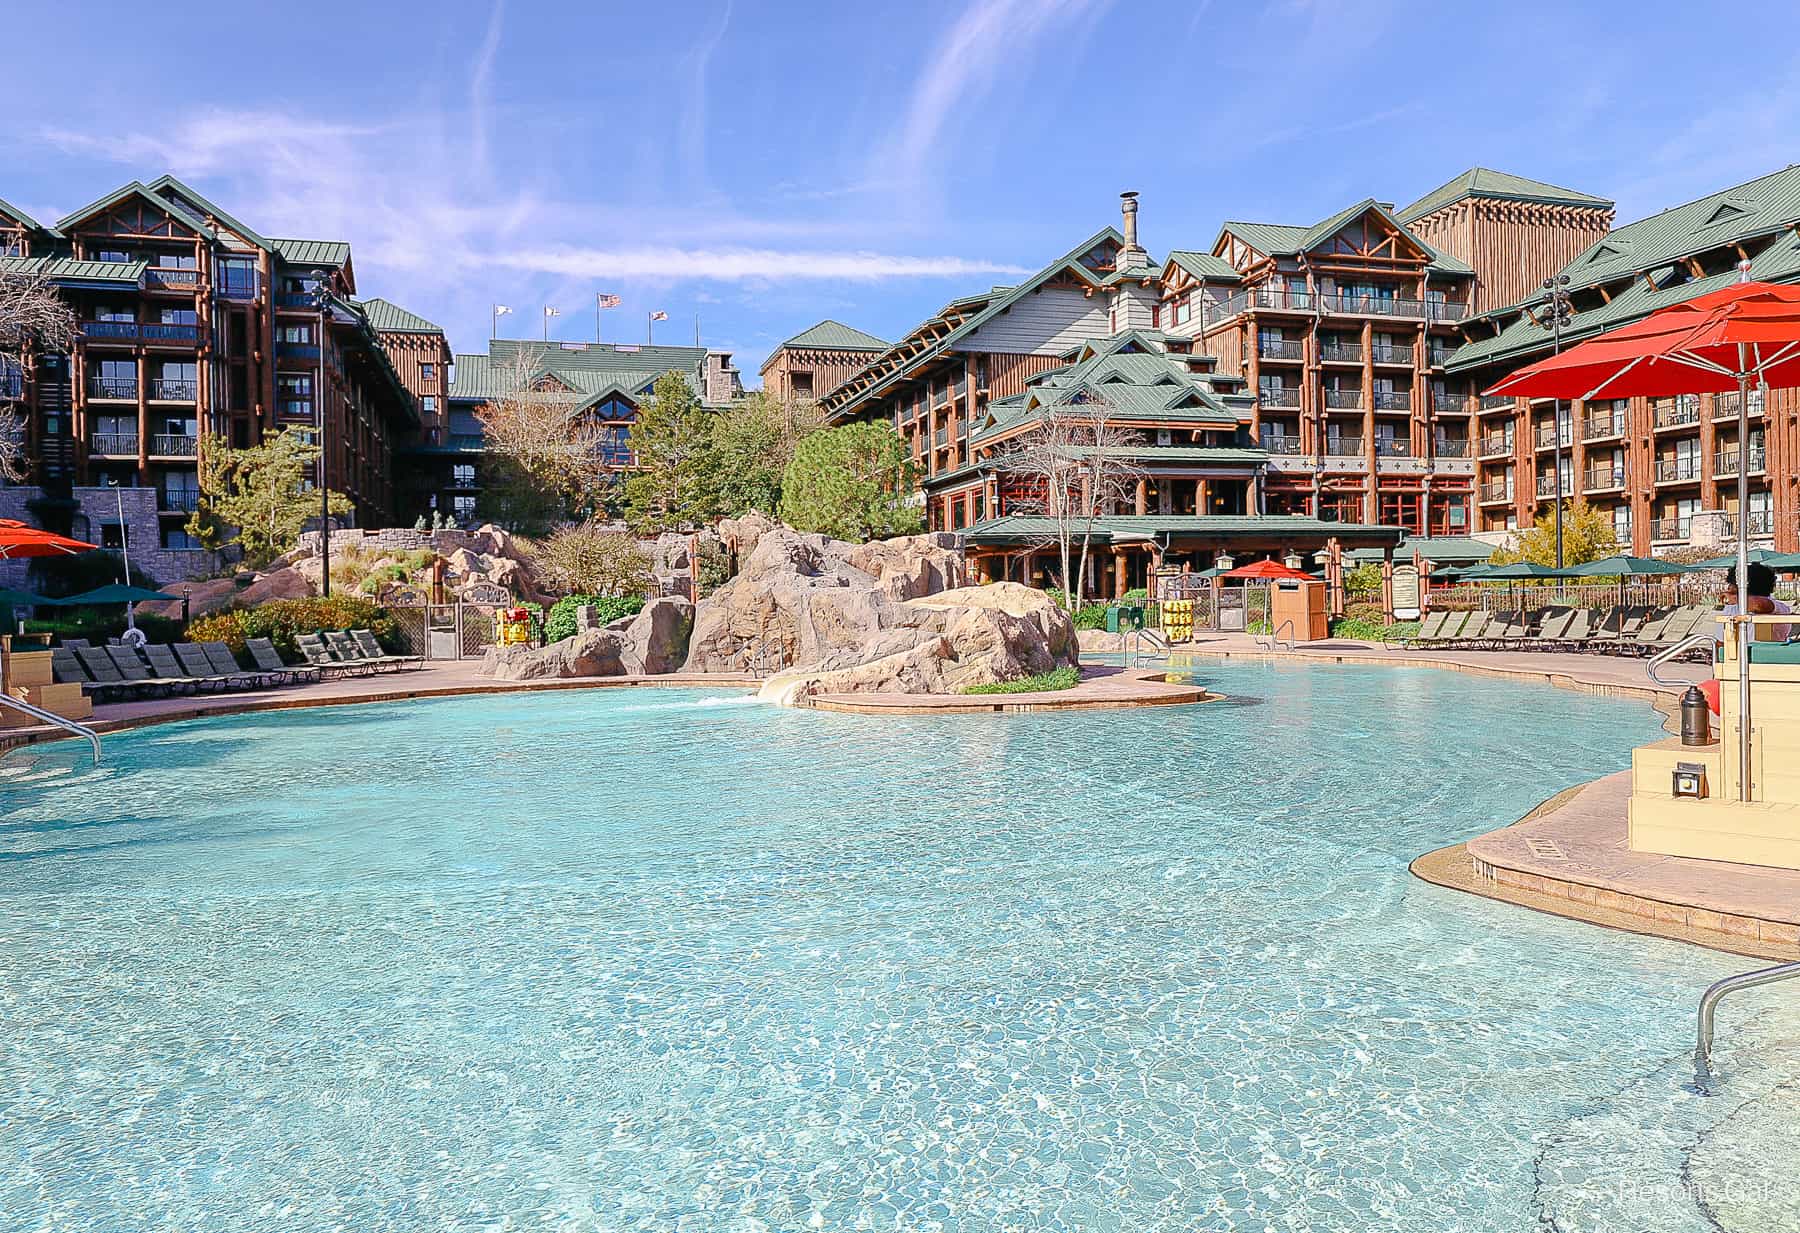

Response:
(759, 320), (885, 407)
(0, 176), (421, 577)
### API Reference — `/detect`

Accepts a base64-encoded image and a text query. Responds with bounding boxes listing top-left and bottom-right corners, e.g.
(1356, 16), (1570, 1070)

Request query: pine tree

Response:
(188, 427), (351, 566)
(777, 422), (922, 542)
(624, 372), (714, 531)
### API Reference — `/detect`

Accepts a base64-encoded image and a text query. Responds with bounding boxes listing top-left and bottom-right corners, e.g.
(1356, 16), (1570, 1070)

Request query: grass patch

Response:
(962, 666), (1080, 695)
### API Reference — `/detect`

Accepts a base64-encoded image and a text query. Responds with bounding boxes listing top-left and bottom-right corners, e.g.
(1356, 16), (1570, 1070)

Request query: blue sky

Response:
(7, 0), (1798, 381)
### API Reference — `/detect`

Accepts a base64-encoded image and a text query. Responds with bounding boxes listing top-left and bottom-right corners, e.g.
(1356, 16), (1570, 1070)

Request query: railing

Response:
(275, 292), (318, 309)
(1258, 339), (1303, 360)
(1480, 394), (1516, 410)
(1714, 447), (1766, 477)
(83, 321), (200, 344)
(216, 275), (259, 301)
(1718, 510), (1775, 536)
(1534, 473), (1569, 498)
(150, 434), (197, 457)
(1433, 392), (1466, 413)
(1647, 632), (1723, 689)
(1650, 515), (1692, 541)
(1480, 482), (1514, 503)
(1478, 434), (1513, 458)
(1323, 436), (1364, 457)
(1427, 349), (1454, 367)
(1697, 960), (1800, 1069)
(1126, 627), (1170, 667)
(144, 322), (199, 343)
(1583, 466), (1625, 491)
(1712, 390), (1765, 420)
(1370, 344), (1414, 365)
(82, 320), (139, 341)
(1372, 390), (1411, 411)
(89, 432), (138, 455)
(277, 342), (321, 360)
(159, 488), (200, 512)
(1323, 389), (1362, 409)
(149, 378), (196, 401)
(145, 267), (198, 289)
(1256, 619), (1296, 651)
(1259, 390), (1300, 410)
(1263, 436), (1303, 455)
(1374, 438), (1412, 457)
(0, 696), (100, 765)
(1319, 342), (1362, 363)
(1533, 424), (1569, 449)
(1654, 456), (1703, 483)
(1653, 396), (1702, 428)
(1433, 438), (1469, 458)
(1582, 414), (1627, 441)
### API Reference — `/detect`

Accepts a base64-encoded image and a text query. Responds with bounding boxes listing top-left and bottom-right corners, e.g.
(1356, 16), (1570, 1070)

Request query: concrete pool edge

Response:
(1412, 779), (1800, 962)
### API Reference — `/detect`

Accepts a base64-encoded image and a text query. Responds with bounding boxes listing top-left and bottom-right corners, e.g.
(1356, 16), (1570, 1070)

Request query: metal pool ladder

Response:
(1646, 631), (1717, 686)
(1697, 959), (1800, 1069)
(1126, 627), (1169, 667)
(0, 694), (101, 766)
(1256, 619), (1296, 652)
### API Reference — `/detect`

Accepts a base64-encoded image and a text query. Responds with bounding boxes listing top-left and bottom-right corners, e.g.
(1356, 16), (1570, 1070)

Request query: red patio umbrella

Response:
(1220, 559), (1313, 580)
(1485, 273), (1800, 802)
(0, 519), (97, 560)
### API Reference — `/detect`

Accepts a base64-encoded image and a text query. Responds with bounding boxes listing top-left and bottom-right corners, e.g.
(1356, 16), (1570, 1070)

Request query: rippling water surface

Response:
(2, 661), (1792, 1231)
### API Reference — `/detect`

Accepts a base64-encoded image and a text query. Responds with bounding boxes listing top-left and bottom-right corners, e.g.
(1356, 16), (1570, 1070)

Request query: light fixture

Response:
(1673, 761), (1707, 799)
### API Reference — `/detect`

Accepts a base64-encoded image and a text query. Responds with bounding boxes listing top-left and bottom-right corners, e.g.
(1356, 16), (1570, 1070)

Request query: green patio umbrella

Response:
(1566, 555), (1690, 577)
(1686, 547), (1787, 570)
(50, 584), (175, 605)
(0, 587), (48, 606)
(1762, 551), (1800, 572)
(1477, 562), (1578, 579)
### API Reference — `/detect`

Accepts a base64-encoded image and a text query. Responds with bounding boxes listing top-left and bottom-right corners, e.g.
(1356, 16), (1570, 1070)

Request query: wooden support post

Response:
(1135, 476), (1147, 516)
(1114, 550), (1128, 600)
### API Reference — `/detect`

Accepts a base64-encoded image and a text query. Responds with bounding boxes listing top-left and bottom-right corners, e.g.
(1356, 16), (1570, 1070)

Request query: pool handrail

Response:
(1646, 631), (1716, 687)
(1697, 958), (1800, 1069)
(0, 694), (101, 765)
(1256, 619), (1296, 652)
(1126, 626), (1168, 667)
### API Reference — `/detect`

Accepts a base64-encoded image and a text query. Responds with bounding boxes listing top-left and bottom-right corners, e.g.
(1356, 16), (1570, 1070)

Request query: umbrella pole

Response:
(115, 487), (136, 635)
(1735, 348), (1751, 803)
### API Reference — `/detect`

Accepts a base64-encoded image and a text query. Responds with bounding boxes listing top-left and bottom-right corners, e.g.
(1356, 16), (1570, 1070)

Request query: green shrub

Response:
(1344, 601), (1388, 626)
(543, 593), (647, 643)
(188, 595), (395, 658)
(962, 666), (1080, 695)
(1329, 617), (1421, 642)
(1072, 603), (1110, 631)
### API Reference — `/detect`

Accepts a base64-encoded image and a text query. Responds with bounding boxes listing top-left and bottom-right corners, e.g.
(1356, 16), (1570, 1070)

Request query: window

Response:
(218, 257), (256, 296)
(279, 324), (314, 344)
(278, 373), (313, 417)
(452, 495), (477, 520)
(94, 413), (134, 436)
(94, 304), (135, 322)
(161, 526), (200, 550)
(158, 361), (197, 382)
(156, 253), (197, 270)
(95, 250), (131, 264)
(421, 396), (437, 414)
(790, 371), (814, 397)
(452, 464), (475, 486)
(160, 307), (198, 325)
(420, 363), (435, 382)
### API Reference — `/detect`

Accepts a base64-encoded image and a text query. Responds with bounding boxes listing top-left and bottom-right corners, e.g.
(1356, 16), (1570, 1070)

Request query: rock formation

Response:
(480, 596), (693, 681)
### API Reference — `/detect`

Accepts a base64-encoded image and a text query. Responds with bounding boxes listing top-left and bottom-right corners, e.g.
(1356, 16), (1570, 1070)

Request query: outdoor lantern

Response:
(1672, 762), (1707, 799)
(1215, 553), (1235, 571)
(1283, 551), (1304, 570)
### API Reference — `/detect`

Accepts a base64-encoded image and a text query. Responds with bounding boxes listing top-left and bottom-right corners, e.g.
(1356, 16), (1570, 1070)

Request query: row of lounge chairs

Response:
(1407, 605), (1718, 657)
(52, 629), (419, 702)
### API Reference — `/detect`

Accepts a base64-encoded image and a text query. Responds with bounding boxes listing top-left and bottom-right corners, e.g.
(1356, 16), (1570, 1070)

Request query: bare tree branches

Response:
(0, 262), (78, 482)
(993, 394), (1143, 607)
(474, 353), (617, 530)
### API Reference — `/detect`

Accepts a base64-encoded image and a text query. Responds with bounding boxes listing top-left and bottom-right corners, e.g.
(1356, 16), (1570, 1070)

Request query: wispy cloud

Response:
(468, 0), (507, 181)
(488, 244), (1028, 281)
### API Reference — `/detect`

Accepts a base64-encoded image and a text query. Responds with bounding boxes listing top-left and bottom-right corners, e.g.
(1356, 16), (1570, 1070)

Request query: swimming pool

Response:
(2, 661), (1795, 1231)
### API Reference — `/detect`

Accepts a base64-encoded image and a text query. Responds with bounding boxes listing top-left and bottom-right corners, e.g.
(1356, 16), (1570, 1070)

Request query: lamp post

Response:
(1536, 275), (1574, 568)
(312, 277), (332, 597)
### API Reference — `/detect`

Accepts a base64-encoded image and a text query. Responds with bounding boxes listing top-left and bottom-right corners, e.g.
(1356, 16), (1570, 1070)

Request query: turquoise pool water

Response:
(2, 661), (1796, 1231)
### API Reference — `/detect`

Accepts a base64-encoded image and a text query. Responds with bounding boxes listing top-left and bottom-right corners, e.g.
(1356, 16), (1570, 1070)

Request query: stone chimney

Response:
(1117, 191), (1149, 273)
(704, 350), (743, 404)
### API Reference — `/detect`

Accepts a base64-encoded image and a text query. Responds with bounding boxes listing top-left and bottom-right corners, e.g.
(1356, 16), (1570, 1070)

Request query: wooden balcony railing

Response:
(150, 434), (197, 457)
(1654, 456), (1704, 483)
(1323, 436), (1364, 456)
(1370, 344), (1414, 365)
(1323, 389), (1362, 409)
(89, 432), (138, 456)
(1319, 342), (1362, 363)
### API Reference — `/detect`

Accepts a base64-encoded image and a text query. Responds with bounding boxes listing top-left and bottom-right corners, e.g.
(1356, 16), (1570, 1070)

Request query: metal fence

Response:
(1428, 580), (1690, 611)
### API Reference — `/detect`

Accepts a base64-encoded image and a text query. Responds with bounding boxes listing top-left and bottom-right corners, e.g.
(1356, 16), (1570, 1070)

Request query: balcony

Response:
(1480, 482), (1515, 504)
(216, 274), (259, 301)
(276, 292), (321, 309)
(1323, 389), (1362, 410)
(159, 488), (201, 513)
(87, 376), (137, 400)
(1583, 466), (1626, 492)
(1257, 339), (1303, 361)
(1719, 510), (1775, 536)
(1535, 473), (1572, 499)
(1372, 390), (1411, 411)
(1323, 436), (1364, 457)
(150, 434), (197, 457)
(1427, 348), (1454, 368)
(1259, 388), (1300, 410)
(1582, 413), (1627, 442)
(1433, 437), (1469, 458)
(1263, 436), (1304, 455)
(1653, 396), (1702, 430)
(1432, 392), (1466, 414)
(82, 320), (139, 343)
(149, 378), (196, 401)
(1480, 394), (1517, 411)
(1478, 433), (1514, 459)
(1714, 446), (1767, 478)
(1210, 286), (1315, 319)
(933, 426), (947, 446)
(1713, 390), (1765, 420)
(0, 371), (22, 399)
(89, 432), (138, 456)
(277, 341), (322, 361)
(1533, 423), (1570, 450)
(1650, 516), (1692, 542)
(1374, 438), (1411, 458)
(1370, 343), (1414, 365)
(1319, 342), (1362, 364)
(80, 321), (200, 346)
(145, 267), (199, 290)
(1654, 456), (1704, 484)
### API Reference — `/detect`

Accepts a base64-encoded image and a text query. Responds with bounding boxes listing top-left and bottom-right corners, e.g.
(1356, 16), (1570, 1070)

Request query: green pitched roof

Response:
(1396, 168), (1613, 224)
(962, 513), (1403, 546)
(0, 254), (148, 287)
(54, 181), (215, 238)
(1165, 250), (1240, 283)
(1220, 202), (1473, 276)
(451, 340), (709, 407)
(779, 319), (887, 351)
(272, 237), (352, 267)
(146, 175), (273, 252)
(357, 297), (444, 334)
(1346, 535), (1495, 564)
(0, 196), (41, 232)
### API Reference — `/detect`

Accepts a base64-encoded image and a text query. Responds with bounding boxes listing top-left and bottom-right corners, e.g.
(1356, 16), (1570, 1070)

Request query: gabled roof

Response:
(961, 513), (1403, 547)
(1219, 201), (1473, 276)
(450, 339), (709, 408)
(54, 181), (215, 238)
(0, 254), (149, 287)
(1164, 250), (1240, 283)
(272, 237), (352, 267)
(0, 196), (41, 232)
(778, 319), (887, 351)
(145, 175), (273, 252)
(357, 297), (444, 334)
(1396, 167), (1613, 224)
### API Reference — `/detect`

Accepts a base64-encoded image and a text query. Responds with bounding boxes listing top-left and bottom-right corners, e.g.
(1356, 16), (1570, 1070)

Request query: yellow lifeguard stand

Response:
(1630, 615), (1800, 870)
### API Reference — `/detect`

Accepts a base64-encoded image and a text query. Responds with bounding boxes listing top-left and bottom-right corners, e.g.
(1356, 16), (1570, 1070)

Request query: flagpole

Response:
(647, 311), (653, 345)
(596, 293), (602, 343)
(492, 306), (497, 339)
(695, 314), (700, 348)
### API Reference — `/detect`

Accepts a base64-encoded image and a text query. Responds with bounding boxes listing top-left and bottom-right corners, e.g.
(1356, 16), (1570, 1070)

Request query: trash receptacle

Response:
(1121, 604), (1145, 631)
(1104, 606), (1122, 634)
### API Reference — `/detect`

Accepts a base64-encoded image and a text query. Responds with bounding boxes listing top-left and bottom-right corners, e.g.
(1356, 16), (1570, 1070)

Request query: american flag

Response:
(596, 293), (621, 309)
(649, 310), (669, 322)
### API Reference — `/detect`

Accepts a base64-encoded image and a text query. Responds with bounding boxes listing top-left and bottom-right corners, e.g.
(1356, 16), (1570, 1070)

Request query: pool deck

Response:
(804, 665), (1214, 714)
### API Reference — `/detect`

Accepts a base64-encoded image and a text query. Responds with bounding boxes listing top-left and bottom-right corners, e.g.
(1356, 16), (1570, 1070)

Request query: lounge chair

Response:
(350, 628), (420, 670)
(1586, 604), (1637, 654)
(1531, 607), (1577, 650)
(1408, 610), (1449, 647)
(1644, 606), (1708, 655)
(1557, 607), (1595, 650)
(51, 648), (121, 703)
(105, 644), (201, 695)
(201, 641), (284, 688)
(324, 629), (399, 673)
(1621, 606), (1677, 656)
(173, 643), (255, 690)
(246, 637), (321, 685)
(295, 633), (374, 678)
(1447, 610), (1489, 647)
(142, 642), (227, 694)
(73, 646), (164, 700)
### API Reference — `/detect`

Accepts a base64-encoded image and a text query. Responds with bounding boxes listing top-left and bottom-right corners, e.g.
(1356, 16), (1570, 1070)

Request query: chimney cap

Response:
(1120, 190), (1140, 202)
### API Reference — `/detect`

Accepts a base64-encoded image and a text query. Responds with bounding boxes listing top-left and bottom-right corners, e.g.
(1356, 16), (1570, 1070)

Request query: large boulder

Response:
(618, 596), (694, 675)
(842, 532), (967, 599)
(480, 629), (626, 681)
(718, 511), (777, 560)
(237, 565), (317, 607)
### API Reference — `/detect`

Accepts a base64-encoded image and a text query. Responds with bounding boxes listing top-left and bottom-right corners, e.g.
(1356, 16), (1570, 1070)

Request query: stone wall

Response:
(292, 526), (495, 559)
(0, 485), (224, 589)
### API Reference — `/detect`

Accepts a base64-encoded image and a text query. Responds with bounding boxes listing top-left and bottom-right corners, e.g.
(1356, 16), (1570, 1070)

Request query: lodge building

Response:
(759, 320), (885, 407)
